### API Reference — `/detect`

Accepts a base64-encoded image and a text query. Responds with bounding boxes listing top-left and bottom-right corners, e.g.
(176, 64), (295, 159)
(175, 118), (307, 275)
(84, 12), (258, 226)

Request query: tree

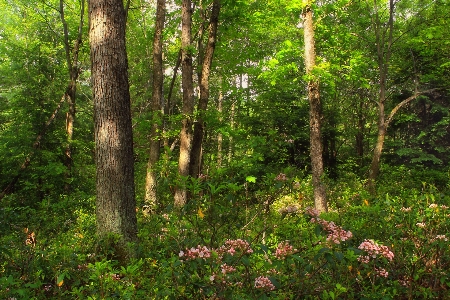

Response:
(190, 0), (221, 179)
(59, 0), (86, 192)
(144, 0), (165, 209)
(89, 0), (137, 260)
(174, 0), (195, 207)
(303, 2), (327, 212)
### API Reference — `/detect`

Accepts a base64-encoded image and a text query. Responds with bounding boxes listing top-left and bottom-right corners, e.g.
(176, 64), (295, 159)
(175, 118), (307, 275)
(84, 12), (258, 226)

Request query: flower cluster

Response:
(254, 276), (275, 291)
(278, 204), (300, 215)
(305, 206), (320, 218)
(217, 239), (253, 257)
(179, 245), (212, 260)
(375, 267), (389, 278)
(275, 173), (288, 181)
(357, 239), (394, 263)
(274, 241), (297, 259)
(220, 263), (236, 274)
(309, 215), (353, 244)
(430, 234), (448, 242)
(416, 222), (426, 228)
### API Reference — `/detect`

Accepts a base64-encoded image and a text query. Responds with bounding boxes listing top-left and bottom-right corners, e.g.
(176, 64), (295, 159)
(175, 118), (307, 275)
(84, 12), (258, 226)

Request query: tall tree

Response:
(190, 0), (221, 178)
(89, 0), (137, 260)
(174, 0), (195, 207)
(144, 0), (165, 209)
(303, 2), (327, 212)
(60, 0), (86, 191)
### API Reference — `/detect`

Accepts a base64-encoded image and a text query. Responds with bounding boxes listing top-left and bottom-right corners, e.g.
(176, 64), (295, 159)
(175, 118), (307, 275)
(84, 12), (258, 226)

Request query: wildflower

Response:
(178, 245), (212, 260)
(375, 267), (388, 278)
(440, 205), (448, 209)
(305, 206), (320, 218)
(429, 203), (438, 209)
(274, 241), (297, 259)
(209, 275), (215, 282)
(431, 235), (448, 242)
(217, 239), (253, 258)
(275, 173), (288, 181)
(309, 215), (353, 244)
(416, 222), (426, 228)
(220, 263), (236, 274)
(400, 207), (412, 212)
(254, 276), (275, 291)
(278, 205), (300, 215)
(358, 239), (394, 262)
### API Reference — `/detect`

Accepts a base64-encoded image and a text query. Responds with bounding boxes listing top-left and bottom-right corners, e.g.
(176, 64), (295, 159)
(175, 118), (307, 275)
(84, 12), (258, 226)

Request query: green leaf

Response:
(246, 176), (257, 183)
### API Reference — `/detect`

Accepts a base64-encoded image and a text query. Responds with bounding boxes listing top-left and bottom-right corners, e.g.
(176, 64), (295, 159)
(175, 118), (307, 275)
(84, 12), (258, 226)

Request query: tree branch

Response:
(385, 89), (437, 128)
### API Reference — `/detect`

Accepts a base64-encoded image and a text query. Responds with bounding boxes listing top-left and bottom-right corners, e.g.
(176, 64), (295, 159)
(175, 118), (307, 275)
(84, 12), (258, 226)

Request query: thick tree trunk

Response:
(174, 0), (195, 207)
(89, 0), (137, 261)
(303, 5), (327, 213)
(144, 0), (165, 209)
(190, 0), (220, 178)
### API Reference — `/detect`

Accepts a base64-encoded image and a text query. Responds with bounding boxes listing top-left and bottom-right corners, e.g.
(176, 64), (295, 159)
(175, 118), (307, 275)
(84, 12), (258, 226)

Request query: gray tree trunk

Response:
(89, 0), (137, 262)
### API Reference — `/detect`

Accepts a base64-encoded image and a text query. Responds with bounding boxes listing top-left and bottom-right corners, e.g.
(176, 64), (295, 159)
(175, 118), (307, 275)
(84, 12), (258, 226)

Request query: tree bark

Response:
(174, 0), (195, 207)
(190, 0), (220, 178)
(303, 4), (327, 213)
(144, 0), (165, 209)
(89, 0), (137, 261)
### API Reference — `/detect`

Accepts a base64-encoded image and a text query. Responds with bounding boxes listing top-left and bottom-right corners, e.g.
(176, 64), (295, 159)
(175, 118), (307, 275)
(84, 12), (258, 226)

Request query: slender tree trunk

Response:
(174, 0), (195, 207)
(190, 0), (220, 178)
(89, 0), (137, 261)
(217, 90), (223, 167)
(303, 5), (327, 213)
(144, 0), (165, 209)
(367, 0), (393, 193)
(60, 0), (85, 192)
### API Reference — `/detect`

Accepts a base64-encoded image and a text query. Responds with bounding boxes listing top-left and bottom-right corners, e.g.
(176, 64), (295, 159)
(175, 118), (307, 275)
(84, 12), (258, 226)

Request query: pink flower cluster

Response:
(275, 241), (297, 259)
(220, 263), (236, 274)
(275, 173), (288, 181)
(217, 239), (253, 257)
(375, 267), (389, 278)
(309, 216), (353, 244)
(179, 245), (212, 260)
(254, 276), (275, 291)
(357, 239), (394, 263)
(305, 206), (320, 218)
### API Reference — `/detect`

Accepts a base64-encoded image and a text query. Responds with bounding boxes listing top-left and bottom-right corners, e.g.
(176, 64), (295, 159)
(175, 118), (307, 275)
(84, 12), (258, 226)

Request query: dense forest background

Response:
(1, 0), (450, 298)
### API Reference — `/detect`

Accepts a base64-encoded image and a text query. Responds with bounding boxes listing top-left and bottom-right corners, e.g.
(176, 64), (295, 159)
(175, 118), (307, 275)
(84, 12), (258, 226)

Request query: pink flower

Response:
(358, 239), (394, 262)
(254, 276), (275, 291)
(275, 241), (297, 259)
(275, 173), (288, 181)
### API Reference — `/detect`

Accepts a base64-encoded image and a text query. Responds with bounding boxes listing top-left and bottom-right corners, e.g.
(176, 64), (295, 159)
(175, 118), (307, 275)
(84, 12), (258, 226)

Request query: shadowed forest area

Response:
(1, 0), (450, 298)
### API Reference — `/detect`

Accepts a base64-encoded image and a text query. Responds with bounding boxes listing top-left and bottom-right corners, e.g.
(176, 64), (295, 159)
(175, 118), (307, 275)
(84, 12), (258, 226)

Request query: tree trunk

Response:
(89, 0), (137, 261)
(217, 90), (223, 167)
(60, 0), (85, 192)
(190, 0), (220, 178)
(174, 0), (194, 208)
(367, 0), (393, 194)
(303, 5), (327, 213)
(144, 0), (165, 209)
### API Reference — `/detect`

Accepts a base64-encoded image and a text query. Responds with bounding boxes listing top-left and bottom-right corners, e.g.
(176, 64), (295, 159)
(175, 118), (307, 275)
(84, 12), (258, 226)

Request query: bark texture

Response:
(144, 0), (165, 209)
(89, 0), (137, 260)
(190, 0), (221, 178)
(303, 5), (327, 213)
(174, 0), (194, 207)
